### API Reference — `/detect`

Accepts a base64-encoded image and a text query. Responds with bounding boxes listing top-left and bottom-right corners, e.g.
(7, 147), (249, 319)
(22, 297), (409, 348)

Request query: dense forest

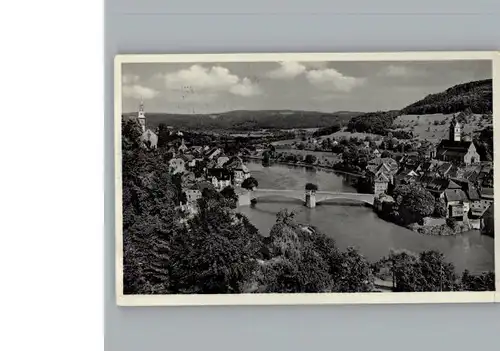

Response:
(401, 79), (492, 115)
(346, 110), (400, 135)
(123, 110), (362, 131)
(473, 125), (494, 161)
(122, 119), (495, 294)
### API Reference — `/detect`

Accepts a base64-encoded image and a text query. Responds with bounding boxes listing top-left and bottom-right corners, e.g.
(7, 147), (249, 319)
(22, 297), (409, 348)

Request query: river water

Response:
(237, 161), (494, 274)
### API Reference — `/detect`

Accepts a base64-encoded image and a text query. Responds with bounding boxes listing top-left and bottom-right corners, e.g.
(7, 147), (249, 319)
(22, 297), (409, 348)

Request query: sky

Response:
(121, 60), (491, 114)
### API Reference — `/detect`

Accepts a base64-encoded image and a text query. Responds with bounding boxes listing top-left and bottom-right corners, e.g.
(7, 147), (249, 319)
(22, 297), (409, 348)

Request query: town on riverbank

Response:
(132, 100), (494, 238)
(121, 60), (494, 295)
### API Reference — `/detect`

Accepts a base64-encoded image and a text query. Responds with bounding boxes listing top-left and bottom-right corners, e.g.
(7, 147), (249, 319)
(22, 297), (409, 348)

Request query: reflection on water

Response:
(237, 161), (494, 274)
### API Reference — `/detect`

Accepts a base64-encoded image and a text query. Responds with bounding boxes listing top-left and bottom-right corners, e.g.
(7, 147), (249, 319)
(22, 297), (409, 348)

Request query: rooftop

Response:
(444, 188), (469, 203)
(437, 140), (472, 152)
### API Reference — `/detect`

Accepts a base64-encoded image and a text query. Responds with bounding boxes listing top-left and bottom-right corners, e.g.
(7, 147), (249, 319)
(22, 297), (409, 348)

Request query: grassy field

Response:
(325, 130), (384, 142)
(393, 113), (491, 143)
(272, 113), (492, 147)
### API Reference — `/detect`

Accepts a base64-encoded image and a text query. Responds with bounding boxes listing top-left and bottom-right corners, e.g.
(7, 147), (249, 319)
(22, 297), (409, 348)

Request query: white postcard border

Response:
(114, 51), (500, 306)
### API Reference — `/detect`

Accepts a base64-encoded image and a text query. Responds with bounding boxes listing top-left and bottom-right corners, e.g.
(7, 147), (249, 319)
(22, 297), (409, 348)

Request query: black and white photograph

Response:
(115, 52), (497, 305)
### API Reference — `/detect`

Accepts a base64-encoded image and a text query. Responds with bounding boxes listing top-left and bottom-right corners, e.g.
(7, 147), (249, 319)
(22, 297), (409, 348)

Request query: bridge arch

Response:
(314, 194), (374, 206)
(248, 189), (374, 207)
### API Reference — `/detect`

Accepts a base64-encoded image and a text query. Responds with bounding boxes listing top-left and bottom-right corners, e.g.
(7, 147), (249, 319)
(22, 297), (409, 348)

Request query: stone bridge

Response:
(248, 188), (374, 208)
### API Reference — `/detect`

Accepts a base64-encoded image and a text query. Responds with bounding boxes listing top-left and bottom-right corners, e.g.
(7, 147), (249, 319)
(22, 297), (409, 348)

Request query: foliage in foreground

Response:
(122, 119), (495, 294)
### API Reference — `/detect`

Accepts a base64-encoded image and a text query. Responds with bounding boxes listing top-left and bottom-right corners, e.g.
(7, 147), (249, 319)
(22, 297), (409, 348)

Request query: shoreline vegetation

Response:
(245, 155), (364, 178)
(122, 120), (494, 294)
(245, 155), (479, 237)
(121, 76), (495, 295)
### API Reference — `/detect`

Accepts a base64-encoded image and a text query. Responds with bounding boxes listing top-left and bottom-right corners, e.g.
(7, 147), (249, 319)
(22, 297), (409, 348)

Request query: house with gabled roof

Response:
(449, 178), (483, 218)
(479, 187), (494, 203)
(419, 176), (462, 200)
(168, 157), (186, 175)
(443, 188), (470, 219)
(223, 156), (251, 186)
(216, 156), (230, 168)
(418, 160), (439, 176)
(366, 157), (398, 195)
(191, 145), (203, 156)
(177, 139), (188, 153)
(206, 147), (223, 160)
(206, 168), (232, 190)
(182, 181), (215, 214)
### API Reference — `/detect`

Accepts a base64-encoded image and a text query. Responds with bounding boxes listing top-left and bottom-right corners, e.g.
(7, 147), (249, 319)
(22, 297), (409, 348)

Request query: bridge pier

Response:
(237, 190), (251, 206)
(305, 191), (316, 208)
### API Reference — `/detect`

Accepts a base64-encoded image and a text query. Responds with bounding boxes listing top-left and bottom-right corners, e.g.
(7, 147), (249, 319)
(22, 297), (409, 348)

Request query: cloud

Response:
(267, 62), (307, 79)
(122, 74), (139, 84)
(229, 77), (262, 96)
(379, 65), (426, 78)
(306, 68), (364, 92)
(303, 62), (329, 70)
(162, 65), (261, 97)
(122, 84), (159, 100)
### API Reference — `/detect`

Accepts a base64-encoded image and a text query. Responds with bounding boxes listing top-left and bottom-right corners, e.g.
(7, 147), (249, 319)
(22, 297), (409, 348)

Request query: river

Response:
(237, 161), (494, 274)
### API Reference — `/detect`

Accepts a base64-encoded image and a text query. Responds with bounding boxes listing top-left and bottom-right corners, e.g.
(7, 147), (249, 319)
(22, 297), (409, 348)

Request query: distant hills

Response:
(123, 110), (364, 131)
(401, 79), (492, 115)
(123, 79), (492, 132)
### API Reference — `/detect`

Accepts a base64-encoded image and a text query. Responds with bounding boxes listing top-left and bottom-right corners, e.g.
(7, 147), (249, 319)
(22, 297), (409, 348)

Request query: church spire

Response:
(449, 114), (462, 142)
(137, 97), (146, 133)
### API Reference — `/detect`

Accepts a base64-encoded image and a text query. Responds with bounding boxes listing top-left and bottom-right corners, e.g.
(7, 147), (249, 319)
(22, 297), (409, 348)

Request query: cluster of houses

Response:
(366, 116), (493, 229)
(168, 144), (251, 214)
(130, 100), (252, 215)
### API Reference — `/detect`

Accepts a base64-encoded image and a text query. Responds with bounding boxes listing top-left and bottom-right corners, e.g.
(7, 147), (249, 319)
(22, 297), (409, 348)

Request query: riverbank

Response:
(374, 198), (473, 236)
(245, 155), (364, 178)
(408, 221), (472, 236)
(239, 161), (493, 274)
(246, 157), (469, 236)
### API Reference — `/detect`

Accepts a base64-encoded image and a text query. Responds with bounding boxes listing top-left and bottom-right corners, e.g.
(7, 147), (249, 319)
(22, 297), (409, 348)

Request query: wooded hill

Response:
(122, 110), (363, 131)
(401, 79), (492, 115)
(347, 79), (492, 135)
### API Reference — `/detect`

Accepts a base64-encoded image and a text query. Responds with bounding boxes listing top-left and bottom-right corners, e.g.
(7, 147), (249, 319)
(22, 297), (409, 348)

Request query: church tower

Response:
(137, 98), (146, 133)
(449, 115), (462, 142)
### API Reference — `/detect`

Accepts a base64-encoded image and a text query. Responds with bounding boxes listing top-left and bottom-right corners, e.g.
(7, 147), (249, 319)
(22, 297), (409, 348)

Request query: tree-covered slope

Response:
(401, 79), (492, 115)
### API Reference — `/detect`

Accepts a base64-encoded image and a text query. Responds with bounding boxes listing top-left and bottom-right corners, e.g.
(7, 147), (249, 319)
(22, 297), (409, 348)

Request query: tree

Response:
(192, 159), (207, 178)
(220, 186), (238, 209)
(381, 150), (392, 158)
(380, 249), (459, 292)
(275, 208), (295, 225)
(262, 150), (271, 163)
(392, 183), (436, 225)
(257, 211), (374, 293)
(121, 145), (186, 294)
(241, 176), (259, 190)
(330, 247), (374, 292)
(122, 119), (143, 151)
(157, 123), (173, 148)
(446, 217), (457, 230)
(433, 198), (447, 218)
(461, 270), (495, 291)
(481, 204), (494, 237)
(168, 196), (263, 294)
(305, 183), (318, 192)
(304, 154), (317, 164)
